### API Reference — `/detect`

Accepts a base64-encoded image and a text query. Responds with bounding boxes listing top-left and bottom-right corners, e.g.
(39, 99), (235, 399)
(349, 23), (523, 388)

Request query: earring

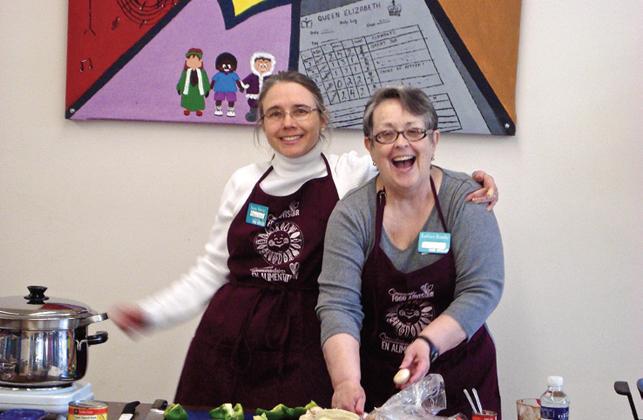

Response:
(372, 160), (377, 166)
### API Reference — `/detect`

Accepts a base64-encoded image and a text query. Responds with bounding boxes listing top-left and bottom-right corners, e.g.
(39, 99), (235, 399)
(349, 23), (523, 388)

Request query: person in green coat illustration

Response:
(176, 48), (210, 116)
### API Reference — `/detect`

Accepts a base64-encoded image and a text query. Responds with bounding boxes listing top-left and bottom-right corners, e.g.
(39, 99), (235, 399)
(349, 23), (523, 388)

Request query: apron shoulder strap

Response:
(429, 176), (449, 233)
(374, 188), (386, 246)
(257, 164), (274, 184)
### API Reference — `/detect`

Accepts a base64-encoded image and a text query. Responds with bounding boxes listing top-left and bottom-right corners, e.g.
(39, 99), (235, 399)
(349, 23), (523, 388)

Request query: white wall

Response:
(1, 1), (641, 418)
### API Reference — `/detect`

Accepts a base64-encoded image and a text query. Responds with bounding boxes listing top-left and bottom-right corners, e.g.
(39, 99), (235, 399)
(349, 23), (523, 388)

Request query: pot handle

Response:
(87, 331), (108, 346)
(77, 312), (109, 327)
(76, 331), (108, 350)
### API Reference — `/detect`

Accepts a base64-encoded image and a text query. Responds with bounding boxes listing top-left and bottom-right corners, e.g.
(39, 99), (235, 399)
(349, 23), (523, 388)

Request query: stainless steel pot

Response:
(0, 286), (108, 387)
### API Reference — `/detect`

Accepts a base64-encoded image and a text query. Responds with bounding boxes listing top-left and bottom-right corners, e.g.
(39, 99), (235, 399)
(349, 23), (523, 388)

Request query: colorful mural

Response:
(66, 0), (521, 135)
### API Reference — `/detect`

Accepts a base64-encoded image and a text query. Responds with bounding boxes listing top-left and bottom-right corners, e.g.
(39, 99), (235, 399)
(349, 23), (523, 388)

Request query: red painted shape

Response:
(66, 0), (184, 109)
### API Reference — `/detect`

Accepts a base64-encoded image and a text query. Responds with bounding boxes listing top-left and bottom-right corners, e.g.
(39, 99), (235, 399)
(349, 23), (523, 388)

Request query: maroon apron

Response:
(175, 155), (338, 409)
(360, 177), (501, 418)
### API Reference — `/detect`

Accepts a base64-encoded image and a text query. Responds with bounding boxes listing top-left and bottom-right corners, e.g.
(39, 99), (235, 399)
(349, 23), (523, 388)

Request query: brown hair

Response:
(183, 48), (204, 70)
(257, 71), (328, 121)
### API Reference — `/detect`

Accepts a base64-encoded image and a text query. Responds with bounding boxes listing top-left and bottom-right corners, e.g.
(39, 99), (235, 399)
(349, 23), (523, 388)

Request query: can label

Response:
(541, 406), (569, 420)
(68, 400), (108, 420)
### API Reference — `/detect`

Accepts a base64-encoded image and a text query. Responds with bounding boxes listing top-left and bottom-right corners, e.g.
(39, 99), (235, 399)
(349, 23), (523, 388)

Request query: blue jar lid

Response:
(0, 409), (47, 419)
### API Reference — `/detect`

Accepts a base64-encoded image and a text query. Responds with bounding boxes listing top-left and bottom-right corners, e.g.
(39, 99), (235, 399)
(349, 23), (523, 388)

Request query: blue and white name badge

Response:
(246, 203), (269, 227)
(418, 232), (451, 254)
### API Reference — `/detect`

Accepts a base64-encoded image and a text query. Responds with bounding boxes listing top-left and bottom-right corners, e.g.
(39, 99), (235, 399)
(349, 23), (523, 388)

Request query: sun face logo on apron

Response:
(384, 283), (435, 344)
(251, 203), (304, 282)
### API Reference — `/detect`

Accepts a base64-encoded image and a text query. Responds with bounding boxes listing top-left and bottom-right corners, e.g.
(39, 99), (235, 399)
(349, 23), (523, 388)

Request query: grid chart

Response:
(300, 25), (462, 132)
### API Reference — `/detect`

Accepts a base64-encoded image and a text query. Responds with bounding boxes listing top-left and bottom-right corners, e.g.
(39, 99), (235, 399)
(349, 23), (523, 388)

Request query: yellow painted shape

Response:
(232, 0), (264, 16)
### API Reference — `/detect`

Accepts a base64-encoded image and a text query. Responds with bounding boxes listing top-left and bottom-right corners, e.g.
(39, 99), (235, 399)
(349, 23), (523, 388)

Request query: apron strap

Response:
(429, 176), (449, 233)
(257, 164), (274, 184)
(374, 188), (387, 252)
(320, 153), (334, 183)
(367, 189), (387, 337)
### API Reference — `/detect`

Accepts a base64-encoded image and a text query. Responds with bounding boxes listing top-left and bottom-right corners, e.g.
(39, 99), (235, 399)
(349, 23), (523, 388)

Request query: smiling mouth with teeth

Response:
(392, 156), (416, 168)
(282, 135), (302, 142)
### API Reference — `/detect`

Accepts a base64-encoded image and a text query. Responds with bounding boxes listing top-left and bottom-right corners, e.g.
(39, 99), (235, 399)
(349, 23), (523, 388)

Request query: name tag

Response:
(418, 232), (451, 254)
(246, 203), (269, 227)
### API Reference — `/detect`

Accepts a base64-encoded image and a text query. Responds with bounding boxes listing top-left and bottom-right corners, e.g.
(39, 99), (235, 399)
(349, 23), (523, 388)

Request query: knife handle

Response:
(122, 400), (141, 414)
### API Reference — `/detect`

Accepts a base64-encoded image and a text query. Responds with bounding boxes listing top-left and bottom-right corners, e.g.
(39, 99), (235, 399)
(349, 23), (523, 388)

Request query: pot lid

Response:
(0, 286), (96, 320)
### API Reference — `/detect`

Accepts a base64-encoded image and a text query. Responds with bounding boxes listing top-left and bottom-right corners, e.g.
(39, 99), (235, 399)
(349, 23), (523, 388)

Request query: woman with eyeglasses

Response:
(317, 86), (503, 418)
(110, 72), (499, 409)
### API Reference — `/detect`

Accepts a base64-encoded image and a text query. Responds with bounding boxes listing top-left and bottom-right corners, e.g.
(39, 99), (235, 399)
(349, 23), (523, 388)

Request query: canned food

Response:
(68, 400), (108, 420)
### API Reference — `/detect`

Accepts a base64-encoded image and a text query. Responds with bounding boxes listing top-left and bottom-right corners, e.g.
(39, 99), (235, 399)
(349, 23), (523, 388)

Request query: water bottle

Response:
(540, 375), (570, 420)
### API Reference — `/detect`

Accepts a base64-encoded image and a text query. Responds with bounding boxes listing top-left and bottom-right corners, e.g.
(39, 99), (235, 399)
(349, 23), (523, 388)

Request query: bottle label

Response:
(541, 406), (569, 420)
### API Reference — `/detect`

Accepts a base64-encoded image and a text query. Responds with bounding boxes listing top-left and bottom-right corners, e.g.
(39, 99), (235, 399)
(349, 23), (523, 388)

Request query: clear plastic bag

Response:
(366, 374), (464, 420)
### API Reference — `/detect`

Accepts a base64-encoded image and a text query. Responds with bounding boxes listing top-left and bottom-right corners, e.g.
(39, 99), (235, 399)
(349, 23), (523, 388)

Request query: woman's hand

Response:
(332, 380), (366, 415)
(466, 170), (499, 211)
(108, 304), (148, 338)
(397, 339), (432, 389)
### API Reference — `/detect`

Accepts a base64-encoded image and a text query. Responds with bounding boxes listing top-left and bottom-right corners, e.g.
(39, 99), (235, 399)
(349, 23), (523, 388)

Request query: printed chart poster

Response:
(66, 0), (521, 135)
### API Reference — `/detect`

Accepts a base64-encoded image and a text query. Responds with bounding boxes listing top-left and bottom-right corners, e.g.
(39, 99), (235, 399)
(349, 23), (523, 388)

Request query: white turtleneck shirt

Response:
(138, 142), (375, 328)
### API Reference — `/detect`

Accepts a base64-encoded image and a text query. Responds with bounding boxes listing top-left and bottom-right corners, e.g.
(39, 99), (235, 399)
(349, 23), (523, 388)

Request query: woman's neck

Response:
(379, 167), (443, 250)
(378, 166), (442, 207)
(271, 142), (324, 178)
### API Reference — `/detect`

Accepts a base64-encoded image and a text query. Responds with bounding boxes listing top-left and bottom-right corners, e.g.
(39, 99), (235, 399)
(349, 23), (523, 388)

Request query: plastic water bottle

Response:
(540, 375), (570, 420)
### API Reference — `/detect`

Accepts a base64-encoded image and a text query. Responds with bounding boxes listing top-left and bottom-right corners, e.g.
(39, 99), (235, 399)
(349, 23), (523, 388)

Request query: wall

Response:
(1, 1), (641, 418)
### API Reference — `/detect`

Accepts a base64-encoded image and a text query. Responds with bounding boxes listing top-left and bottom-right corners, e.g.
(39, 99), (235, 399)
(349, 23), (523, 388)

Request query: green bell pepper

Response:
(254, 401), (318, 420)
(209, 402), (244, 420)
(164, 403), (189, 420)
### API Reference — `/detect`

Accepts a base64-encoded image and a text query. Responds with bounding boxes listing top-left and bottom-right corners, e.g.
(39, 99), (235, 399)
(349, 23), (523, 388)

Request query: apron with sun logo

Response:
(174, 154), (337, 408)
(359, 178), (500, 417)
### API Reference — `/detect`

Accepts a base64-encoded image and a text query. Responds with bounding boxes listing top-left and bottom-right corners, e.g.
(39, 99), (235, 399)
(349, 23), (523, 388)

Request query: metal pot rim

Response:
(0, 312), (108, 331)
(0, 286), (102, 323)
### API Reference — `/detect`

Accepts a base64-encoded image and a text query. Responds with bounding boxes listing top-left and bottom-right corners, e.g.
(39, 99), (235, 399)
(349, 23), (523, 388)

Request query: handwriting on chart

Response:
(299, 25), (462, 131)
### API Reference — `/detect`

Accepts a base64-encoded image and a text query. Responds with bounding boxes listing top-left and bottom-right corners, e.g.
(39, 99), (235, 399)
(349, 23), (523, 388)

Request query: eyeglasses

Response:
(372, 128), (430, 144)
(262, 106), (320, 123)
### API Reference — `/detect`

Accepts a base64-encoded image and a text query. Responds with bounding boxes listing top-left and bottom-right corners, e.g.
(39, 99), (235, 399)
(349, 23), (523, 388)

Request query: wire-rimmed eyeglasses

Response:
(262, 105), (320, 123)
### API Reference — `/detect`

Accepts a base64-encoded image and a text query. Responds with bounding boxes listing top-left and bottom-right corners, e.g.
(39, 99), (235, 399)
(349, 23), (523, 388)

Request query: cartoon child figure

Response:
(241, 52), (276, 122)
(211, 52), (243, 117)
(176, 48), (210, 117)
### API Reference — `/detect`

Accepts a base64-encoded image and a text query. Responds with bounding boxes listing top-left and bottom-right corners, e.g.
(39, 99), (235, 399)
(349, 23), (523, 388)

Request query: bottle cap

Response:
(547, 375), (564, 387)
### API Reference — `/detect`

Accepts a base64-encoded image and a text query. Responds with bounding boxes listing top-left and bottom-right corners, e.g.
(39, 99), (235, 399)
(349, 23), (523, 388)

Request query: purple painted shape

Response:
(72, 0), (292, 125)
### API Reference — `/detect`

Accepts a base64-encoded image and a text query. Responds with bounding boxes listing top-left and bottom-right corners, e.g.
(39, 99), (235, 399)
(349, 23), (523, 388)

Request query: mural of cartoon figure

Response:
(176, 48), (210, 117)
(211, 52), (243, 117)
(241, 52), (276, 122)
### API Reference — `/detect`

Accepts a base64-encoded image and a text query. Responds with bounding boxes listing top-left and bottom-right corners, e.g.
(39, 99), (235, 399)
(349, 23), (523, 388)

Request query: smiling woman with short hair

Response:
(317, 86), (505, 418)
